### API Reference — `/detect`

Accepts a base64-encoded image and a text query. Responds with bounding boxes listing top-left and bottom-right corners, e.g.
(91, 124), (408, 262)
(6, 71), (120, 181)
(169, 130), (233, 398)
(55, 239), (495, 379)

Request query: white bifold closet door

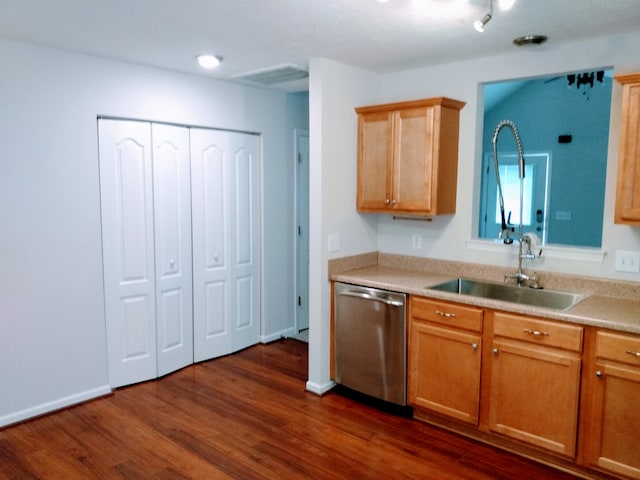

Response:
(98, 119), (193, 388)
(190, 128), (261, 362)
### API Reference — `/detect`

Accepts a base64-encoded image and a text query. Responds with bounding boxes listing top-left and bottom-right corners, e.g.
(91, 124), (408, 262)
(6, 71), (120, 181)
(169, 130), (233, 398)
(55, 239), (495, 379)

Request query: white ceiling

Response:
(1, 0), (639, 92)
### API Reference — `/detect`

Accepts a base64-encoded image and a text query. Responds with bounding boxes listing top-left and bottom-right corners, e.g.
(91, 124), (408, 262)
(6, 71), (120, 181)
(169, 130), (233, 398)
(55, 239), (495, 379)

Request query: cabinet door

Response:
(356, 111), (393, 211)
(615, 74), (640, 224)
(588, 361), (640, 478)
(99, 119), (157, 388)
(409, 321), (482, 424)
(489, 338), (581, 457)
(394, 107), (434, 213)
(585, 330), (640, 479)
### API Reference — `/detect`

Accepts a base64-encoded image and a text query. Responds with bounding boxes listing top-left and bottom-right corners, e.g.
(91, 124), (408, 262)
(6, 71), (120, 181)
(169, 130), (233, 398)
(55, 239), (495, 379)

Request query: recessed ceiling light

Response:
(196, 54), (223, 69)
(513, 35), (548, 46)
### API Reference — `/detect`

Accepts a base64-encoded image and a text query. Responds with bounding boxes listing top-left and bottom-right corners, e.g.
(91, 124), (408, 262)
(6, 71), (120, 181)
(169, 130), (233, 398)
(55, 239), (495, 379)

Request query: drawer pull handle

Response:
(435, 310), (457, 318)
(523, 328), (549, 337)
(626, 349), (640, 358)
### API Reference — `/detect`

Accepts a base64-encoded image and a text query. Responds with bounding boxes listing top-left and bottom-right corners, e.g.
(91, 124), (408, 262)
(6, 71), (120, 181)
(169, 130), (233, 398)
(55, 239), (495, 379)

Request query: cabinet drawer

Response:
(596, 330), (640, 366)
(493, 312), (583, 352)
(411, 297), (483, 332)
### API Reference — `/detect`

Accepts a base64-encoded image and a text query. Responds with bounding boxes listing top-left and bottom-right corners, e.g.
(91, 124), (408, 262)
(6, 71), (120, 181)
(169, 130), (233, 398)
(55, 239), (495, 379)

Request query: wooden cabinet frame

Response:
(356, 97), (465, 215)
(614, 73), (640, 224)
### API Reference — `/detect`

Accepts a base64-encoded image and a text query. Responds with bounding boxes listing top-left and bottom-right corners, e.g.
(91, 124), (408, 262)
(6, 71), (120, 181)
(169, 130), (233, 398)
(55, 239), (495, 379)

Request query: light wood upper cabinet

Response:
(356, 97), (465, 215)
(614, 73), (640, 224)
(583, 330), (640, 479)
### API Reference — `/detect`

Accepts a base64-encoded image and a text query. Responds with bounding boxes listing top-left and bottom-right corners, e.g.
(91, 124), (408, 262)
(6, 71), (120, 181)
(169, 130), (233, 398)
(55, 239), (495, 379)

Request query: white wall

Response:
(375, 31), (640, 280)
(307, 30), (640, 391)
(0, 38), (299, 426)
(306, 58), (380, 394)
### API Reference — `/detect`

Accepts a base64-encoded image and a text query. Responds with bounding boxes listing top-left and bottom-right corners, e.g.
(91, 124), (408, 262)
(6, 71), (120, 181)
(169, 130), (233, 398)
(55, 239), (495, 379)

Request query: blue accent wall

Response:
(482, 71), (612, 247)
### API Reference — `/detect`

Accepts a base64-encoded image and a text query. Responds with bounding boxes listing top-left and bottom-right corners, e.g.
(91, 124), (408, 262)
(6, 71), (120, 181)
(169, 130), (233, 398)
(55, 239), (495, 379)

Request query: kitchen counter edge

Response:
(331, 265), (640, 335)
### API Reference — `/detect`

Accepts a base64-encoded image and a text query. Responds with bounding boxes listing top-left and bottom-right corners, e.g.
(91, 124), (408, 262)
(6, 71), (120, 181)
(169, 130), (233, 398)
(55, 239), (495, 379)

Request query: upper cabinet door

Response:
(356, 110), (393, 210)
(394, 107), (434, 212)
(355, 97), (465, 216)
(98, 119), (157, 388)
(615, 73), (640, 224)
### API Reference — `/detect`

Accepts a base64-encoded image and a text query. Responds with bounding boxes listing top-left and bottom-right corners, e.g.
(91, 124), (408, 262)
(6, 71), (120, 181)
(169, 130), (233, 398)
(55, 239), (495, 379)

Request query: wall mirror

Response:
(477, 67), (613, 248)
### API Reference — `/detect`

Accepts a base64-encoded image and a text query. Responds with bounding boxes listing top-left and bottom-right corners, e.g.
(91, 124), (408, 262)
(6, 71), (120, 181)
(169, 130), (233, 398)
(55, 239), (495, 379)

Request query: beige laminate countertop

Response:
(331, 265), (640, 335)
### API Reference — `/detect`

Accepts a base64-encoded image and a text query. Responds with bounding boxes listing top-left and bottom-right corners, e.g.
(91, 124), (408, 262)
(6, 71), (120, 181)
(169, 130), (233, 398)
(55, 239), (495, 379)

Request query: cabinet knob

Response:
(391, 199), (397, 206)
(492, 348), (499, 355)
(471, 343), (479, 350)
(595, 370), (603, 378)
(385, 199), (391, 205)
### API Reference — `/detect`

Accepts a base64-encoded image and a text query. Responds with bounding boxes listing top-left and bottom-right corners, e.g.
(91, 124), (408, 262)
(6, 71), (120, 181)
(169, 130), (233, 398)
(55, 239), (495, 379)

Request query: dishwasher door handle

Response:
(338, 290), (405, 307)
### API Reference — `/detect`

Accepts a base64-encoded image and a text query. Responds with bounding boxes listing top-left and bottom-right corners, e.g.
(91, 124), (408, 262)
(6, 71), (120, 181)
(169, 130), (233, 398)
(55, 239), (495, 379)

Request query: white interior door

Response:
(152, 123), (193, 377)
(191, 128), (260, 361)
(99, 119), (157, 388)
(480, 152), (549, 242)
(295, 129), (310, 333)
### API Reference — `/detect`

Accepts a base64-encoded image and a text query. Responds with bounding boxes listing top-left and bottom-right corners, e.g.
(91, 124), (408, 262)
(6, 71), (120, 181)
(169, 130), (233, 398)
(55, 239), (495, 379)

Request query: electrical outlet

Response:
(412, 233), (422, 249)
(328, 234), (340, 253)
(615, 250), (640, 273)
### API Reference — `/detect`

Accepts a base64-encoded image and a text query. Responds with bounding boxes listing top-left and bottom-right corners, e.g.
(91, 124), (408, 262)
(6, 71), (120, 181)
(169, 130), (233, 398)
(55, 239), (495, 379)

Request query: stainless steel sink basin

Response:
(426, 278), (585, 311)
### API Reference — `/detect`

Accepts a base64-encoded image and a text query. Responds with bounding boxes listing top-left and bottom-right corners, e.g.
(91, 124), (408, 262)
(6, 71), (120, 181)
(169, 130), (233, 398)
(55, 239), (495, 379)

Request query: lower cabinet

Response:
(583, 330), (640, 479)
(488, 312), (583, 457)
(409, 297), (483, 424)
(407, 295), (640, 478)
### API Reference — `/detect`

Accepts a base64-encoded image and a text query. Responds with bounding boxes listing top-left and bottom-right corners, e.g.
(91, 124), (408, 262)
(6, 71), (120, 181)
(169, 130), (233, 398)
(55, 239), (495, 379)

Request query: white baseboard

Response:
(0, 385), (112, 428)
(261, 326), (296, 344)
(306, 379), (336, 396)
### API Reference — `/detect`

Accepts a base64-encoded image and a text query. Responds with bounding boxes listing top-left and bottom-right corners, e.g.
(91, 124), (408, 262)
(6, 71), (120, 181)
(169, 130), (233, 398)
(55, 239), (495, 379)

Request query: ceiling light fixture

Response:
(513, 35), (548, 46)
(474, 12), (492, 32)
(474, 0), (493, 32)
(496, 0), (515, 10)
(196, 54), (223, 69)
(474, 0), (518, 32)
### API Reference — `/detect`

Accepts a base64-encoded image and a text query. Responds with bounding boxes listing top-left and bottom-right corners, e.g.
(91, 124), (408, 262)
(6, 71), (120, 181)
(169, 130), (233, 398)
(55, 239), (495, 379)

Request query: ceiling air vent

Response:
(234, 64), (308, 85)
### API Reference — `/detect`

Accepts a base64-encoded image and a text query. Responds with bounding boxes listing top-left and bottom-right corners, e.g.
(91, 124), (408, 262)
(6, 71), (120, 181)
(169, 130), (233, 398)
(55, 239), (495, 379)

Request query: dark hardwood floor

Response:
(0, 339), (581, 479)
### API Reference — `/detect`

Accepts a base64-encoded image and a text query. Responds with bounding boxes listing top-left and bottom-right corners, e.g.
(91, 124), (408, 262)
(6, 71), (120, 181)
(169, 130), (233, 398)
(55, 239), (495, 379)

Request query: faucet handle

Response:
(529, 272), (544, 289)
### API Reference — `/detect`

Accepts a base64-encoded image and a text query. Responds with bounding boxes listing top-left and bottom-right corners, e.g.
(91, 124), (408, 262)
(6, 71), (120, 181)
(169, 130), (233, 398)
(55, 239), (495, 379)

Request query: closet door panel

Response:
(191, 128), (232, 361)
(230, 134), (261, 352)
(152, 123), (193, 376)
(99, 119), (157, 388)
(205, 281), (227, 336)
(192, 129), (260, 360)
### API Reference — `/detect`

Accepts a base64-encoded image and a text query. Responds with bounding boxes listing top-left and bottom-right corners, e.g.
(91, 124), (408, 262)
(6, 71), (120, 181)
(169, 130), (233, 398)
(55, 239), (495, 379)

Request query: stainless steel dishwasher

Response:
(334, 282), (407, 406)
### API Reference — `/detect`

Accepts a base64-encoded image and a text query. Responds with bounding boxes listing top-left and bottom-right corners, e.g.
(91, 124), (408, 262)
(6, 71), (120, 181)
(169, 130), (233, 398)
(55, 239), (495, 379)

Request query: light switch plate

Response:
(615, 250), (640, 273)
(328, 234), (340, 252)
